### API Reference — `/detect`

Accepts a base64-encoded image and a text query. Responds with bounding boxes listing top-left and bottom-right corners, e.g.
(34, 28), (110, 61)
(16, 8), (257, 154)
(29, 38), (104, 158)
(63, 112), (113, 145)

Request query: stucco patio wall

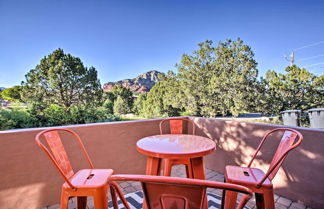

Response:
(191, 117), (324, 209)
(0, 117), (323, 208)
(0, 119), (165, 209)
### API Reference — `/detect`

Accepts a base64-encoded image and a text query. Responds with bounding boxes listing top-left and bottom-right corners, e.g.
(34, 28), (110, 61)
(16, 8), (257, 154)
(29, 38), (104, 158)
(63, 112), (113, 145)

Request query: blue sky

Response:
(0, 0), (323, 87)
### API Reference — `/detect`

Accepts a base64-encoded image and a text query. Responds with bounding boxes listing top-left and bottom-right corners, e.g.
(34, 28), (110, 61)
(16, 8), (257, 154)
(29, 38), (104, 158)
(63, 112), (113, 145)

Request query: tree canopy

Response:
(136, 38), (261, 118)
(15, 48), (110, 127)
(0, 86), (23, 102)
(176, 39), (259, 116)
(134, 39), (323, 118)
(103, 85), (134, 115)
(261, 65), (324, 115)
(21, 48), (103, 112)
(137, 71), (183, 118)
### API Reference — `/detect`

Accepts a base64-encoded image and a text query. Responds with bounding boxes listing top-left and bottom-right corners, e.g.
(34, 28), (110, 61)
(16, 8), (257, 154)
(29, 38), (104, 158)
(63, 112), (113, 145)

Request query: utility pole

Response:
(285, 51), (295, 66)
(290, 51), (294, 66)
(285, 41), (324, 67)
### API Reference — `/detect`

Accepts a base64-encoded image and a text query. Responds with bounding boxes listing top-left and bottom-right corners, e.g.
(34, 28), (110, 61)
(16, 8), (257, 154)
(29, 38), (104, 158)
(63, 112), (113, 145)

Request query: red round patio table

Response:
(136, 134), (216, 179)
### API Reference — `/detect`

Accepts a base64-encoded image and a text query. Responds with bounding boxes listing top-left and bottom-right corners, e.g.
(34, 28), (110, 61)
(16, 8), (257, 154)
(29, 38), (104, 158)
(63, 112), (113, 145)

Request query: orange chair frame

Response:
(159, 118), (197, 178)
(109, 174), (253, 209)
(223, 128), (303, 209)
(159, 118), (196, 135)
(35, 128), (113, 209)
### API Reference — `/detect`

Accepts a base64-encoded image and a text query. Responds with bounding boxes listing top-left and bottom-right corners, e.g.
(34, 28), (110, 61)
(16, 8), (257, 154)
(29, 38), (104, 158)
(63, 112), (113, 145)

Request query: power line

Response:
(284, 41), (324, 66)
(294, 41), (324, 51)
(296, 54), (324, 62)
(302, 62), (324, 68)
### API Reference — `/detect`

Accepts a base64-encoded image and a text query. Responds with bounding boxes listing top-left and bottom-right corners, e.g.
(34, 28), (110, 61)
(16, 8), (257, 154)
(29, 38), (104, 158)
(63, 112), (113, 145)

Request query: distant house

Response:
(0, 100), (10, 108)
(238, 113), (263, 118)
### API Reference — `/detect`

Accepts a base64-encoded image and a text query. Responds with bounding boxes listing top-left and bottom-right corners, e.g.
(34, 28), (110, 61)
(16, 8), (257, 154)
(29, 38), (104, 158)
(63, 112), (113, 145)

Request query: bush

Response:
(0, 104), (121, 131)
(180, 111), (194, 116)
(0, 108), (36, 130)
(43, 104), (70, 126)
(77, 106), (117, 123)
(42, 105), (118, 125)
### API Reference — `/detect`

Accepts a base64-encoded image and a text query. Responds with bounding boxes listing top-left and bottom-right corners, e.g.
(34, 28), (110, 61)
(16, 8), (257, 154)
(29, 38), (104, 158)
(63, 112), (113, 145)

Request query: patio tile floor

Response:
(43, 165), (309, 209)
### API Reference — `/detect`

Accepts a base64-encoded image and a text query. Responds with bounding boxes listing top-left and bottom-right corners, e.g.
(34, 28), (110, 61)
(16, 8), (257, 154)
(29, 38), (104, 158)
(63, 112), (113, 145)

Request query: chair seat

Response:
(225, 165), (272, 188)
(68, 169), (113, 189)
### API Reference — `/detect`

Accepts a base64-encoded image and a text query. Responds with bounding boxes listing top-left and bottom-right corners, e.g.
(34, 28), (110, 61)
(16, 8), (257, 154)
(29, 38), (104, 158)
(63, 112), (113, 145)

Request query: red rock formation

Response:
(103, 70), (164, 93)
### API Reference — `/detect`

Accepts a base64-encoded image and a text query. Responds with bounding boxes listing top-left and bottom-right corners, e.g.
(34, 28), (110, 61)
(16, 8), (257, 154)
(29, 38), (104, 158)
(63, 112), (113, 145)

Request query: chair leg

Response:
(255, 193), (265, 209)
(185, 160), (193, 178)
(163, 159), (173, 176)
(59, 190), (69, 209)
(110, 186), (119, 209)
(263, 189), (275, 209)
(93, 188), (108, 209)
(77, 196), (87, 209)
(110, 182), (131, 209)
(221, 188), (226, 209)
(221, 176), (227, 209)
(224, 190), (238, 209)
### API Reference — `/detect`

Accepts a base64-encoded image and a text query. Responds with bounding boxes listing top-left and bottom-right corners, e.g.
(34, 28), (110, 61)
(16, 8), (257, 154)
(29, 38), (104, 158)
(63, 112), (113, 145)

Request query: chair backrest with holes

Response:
(109, 175), (253, 209)
(35, 128), (94, 188)
(247, 128), (303, 187)
(159, 118), (196, 135)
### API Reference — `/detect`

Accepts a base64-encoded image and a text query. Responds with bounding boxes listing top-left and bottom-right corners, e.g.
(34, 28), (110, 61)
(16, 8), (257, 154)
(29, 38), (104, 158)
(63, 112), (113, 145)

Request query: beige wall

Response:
(191, 117), (324, 209)
(0, 117), (323, 208)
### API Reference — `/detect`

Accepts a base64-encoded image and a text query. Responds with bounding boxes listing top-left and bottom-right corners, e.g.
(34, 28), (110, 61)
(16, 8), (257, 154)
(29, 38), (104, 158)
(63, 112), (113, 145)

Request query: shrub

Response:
(0, 108), (36, 130)
(70, 105), (118, 124)
(43, 104), (70, 126)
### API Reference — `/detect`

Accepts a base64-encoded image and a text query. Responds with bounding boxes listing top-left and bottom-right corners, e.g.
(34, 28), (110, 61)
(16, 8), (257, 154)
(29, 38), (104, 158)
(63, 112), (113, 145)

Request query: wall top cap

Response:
(307, 108), (324, 112)
(281, 110), (301, 113)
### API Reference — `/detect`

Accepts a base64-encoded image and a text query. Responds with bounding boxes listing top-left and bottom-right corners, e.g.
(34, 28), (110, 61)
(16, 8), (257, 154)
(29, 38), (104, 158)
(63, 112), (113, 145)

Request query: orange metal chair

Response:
(222, 128), (303, 209)
(159, 118), (196, 178)
(109, 174), (253, 209)
(35, 128), (113, 209)
(159, 118), (196, 135)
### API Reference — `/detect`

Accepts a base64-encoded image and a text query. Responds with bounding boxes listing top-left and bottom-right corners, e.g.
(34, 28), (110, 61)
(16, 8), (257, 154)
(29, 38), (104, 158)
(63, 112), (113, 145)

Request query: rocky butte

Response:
(103, 70), (164, 93)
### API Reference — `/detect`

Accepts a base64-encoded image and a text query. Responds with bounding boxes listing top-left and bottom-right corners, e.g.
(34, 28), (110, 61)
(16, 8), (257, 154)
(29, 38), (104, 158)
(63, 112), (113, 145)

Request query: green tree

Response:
(177, 38), (259, 117)
(102, 92), (115, 114)
(213, 38), (259, 116)
(1, 86), (23, 102)
(111, 85), (134, 112)
(113, 96), (129, 115)
(140, 71), (183, 118)
(104, 85), (134, 114)
(177, 40), (216, 116)
(312, 75), (324, 106)
(262, 65), (324, 115)
(133, 93), (147, 115)
(21, 48), (103, 114)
